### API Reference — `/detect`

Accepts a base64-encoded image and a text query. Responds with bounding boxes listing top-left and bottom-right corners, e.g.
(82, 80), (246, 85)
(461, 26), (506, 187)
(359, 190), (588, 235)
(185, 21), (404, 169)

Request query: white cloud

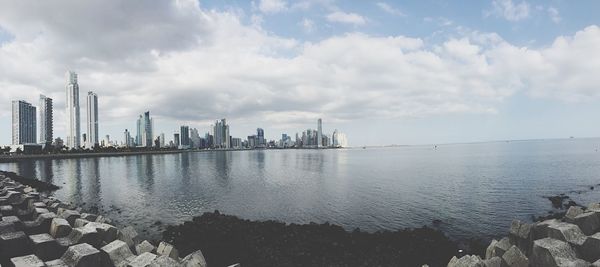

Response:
(0, 0), (599, 142)
(487, 0), (530, 21)
(256, 0), (287, 14)
(376, 2), (405, 16)
(547, 7), (561, 23)
(299, 18), (315, 33)
(326, 11), (367, 26)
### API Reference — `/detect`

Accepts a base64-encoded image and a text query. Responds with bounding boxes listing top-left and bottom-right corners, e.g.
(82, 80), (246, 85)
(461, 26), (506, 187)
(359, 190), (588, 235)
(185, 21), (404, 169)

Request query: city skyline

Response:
(1, 1), (600, 146)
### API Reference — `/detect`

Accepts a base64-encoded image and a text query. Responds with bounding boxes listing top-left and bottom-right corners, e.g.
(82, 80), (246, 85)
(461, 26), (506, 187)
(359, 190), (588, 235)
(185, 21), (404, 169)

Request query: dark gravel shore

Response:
(163, 211), (460, 267)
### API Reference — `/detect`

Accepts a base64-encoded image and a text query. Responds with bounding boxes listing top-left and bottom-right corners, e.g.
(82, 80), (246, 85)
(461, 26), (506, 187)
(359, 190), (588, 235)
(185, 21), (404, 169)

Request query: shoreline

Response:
(0, 147), (346, 163)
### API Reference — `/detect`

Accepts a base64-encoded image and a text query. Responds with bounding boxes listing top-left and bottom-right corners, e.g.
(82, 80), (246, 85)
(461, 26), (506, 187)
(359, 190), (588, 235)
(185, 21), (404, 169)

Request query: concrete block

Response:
(533, 219), (561, 240)
(547, 222), (587, 246)
(574, 212), (600, 236)
(181, 250), (207, 267)
(59, 209), (81, 226)
(45, 259), (69, 267)
(10, 254), (45, 267)
(50, 218), (72, 238)
(555, 258), (591, 266)
(101, 240), (135, 267)
(0, 220), (16, 234)
(136, 240), (156, 255)
(86, 222), (118, 243)
(0, 204), (15, 216)
(33, 211), (57, 233)
(67, 225), (101, 247)
(481, 257), (501, 267)
(81, 213), (98, 222)
(581, 232), (600, 262)
(60, 243), (102, 267)
(227, 264), (241, 267)
(118, 226), (139, 248)
(29, 233), (62, 261)
(128, 252), (158, 267)
(150, 255), (182, 267)
(33, 207), (50, 218)
(0, 231), (31, 259)
(508, 220), (533, 255)
(485, 239), (498, 259)
(156, 241), (179, 260)
(588, 203), (600, 212)
(74, 218), (90, 228)
(447, 255), (484, 267)
(3, 215), (24, 230)
(501, 245), (528, 267)
(530, 238), (577, 267)
(493, 237), (511, 258)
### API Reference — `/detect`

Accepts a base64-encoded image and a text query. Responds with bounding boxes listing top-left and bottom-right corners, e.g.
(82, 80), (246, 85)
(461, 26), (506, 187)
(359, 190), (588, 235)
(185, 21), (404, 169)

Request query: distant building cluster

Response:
(9, 71), (348, 152)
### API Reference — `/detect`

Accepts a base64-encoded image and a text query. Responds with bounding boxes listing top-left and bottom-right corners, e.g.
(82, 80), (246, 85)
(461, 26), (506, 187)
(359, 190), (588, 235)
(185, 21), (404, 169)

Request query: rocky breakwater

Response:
(0, 173), (218, 267)
(448, 203), (600, 267)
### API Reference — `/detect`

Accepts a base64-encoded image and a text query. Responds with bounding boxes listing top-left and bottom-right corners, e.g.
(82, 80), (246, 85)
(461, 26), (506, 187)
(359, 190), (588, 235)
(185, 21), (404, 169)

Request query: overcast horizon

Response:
(1, 0), (600, 147)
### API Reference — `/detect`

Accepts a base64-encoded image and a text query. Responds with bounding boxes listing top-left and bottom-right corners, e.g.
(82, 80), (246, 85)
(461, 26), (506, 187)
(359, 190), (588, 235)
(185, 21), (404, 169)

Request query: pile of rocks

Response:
(0, 174), (233, 267)
(448, 204), (600, 267)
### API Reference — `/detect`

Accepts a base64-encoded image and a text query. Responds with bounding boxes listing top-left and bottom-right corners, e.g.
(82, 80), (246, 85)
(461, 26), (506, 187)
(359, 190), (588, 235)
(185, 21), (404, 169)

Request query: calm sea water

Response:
(2, 138), (600, 241)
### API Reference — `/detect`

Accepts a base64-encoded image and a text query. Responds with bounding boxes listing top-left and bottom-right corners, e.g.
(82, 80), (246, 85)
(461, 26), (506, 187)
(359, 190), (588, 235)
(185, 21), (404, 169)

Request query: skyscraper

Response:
(38, 95), (53, 145)
(317, 118), (322, 148)
(66, 71), (81, 148)
(180, 125), (190, 148)
(136, 111), (153, 147)
(12, 100), (37, 145)
(86, 91), (99, 148)
(257, 128), (265, 148)
(213, 119), (230, 149)
(124, 129), (131, 147)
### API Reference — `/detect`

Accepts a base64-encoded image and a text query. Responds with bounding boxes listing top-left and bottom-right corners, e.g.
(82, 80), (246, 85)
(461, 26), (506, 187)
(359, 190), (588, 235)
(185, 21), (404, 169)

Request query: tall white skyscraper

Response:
(66, 71), (81, 148)
(86, 91), (99, 148)
(136, 111), (153, 147)
(39, 95), (53, 145)
(317, 118), (323, 148)
(12, 100), (37, 145)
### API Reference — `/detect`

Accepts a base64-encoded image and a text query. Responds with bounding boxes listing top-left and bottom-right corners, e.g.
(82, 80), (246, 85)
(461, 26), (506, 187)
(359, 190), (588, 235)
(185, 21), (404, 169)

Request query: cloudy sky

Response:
(1, 0), (599, 146)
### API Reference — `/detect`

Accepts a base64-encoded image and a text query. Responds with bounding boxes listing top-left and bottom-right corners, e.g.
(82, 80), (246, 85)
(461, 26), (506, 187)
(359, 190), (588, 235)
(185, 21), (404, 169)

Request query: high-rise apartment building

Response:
(124, 129), (132, 147)
(86, 91), (99, 148)
(12, 100), (37, 145)
(65, 71), (81, 148)
(180, 125), (190, 148)
(317, 118), (322, 148)
(213, 119), (230, 149)
(39, 95), (53, 145)
(257, 128), (265, 148)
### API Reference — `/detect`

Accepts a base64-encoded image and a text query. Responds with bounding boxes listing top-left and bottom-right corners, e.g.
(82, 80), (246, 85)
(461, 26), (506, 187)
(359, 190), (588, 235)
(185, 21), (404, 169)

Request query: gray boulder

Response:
(149, 255), (183, 267)
(508, 220), (533, 255)
(101, 240), (135, 267)
(59, 209), (81, 226)
(565, 206), (584, 223)
(50, 218), (72, 238)
(67, 225), (101, 247)
(10, 254), (45, 267)
(136, 240), (156, 255)
(29, 233), (62, 261)
(580, 232), (600, 262)
(181, 250), (208, 267)
(157, 241), (179, 260)
(86, 222), (118, 243)
(547, 222), (587, 246)
(530, 238), (577, 267)
(501, 245), (528, 267)
(485, 239), (498, 259)
(128, 252), (158, 267)
(574, 212), (600, 236)
(0, 231), (30, 259)
(118, 226), (139, 248)
(533, 219), (561, 240)
(482, 257), (501, 267)
(447, 255), (484, 267)
(60, 243), (102, 267)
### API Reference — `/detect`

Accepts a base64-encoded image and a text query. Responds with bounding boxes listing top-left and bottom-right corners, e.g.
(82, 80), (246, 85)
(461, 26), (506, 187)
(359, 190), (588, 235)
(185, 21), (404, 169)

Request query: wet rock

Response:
(29, 233), (62, 261)
(86, 222), (118, 243)
(181, 250), (207, 267)
(60, 243), (102, 267)
(50, 218), (72, 238)
(136, 240), (156, 255)
(10, 254), (45, 267)
(501, 245), (528, 267)
(157, 241), (179, 260)
(547, 195), (569, 209)
(547, 222), (587, 246)
(574, 212), (600, 235)
(100, 240), (134, 267)
(530, 238), (577, 267)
